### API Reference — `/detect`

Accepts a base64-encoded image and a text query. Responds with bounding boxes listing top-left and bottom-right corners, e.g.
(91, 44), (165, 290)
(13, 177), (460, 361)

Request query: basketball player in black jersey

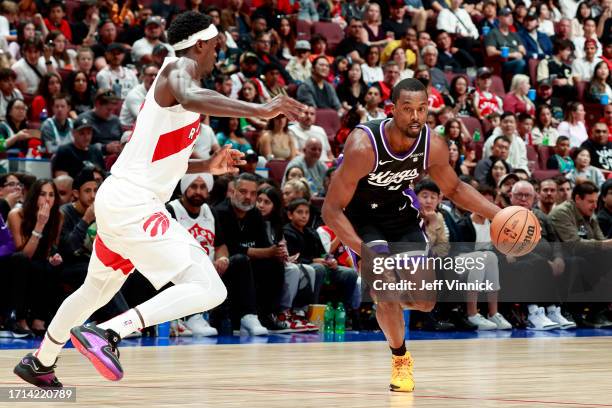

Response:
(322, 78), (502, 392)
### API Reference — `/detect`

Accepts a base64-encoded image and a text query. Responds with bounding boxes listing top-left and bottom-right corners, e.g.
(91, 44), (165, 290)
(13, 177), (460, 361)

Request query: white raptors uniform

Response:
(167, 199), (216, 261)
(90, 57), (213, 289)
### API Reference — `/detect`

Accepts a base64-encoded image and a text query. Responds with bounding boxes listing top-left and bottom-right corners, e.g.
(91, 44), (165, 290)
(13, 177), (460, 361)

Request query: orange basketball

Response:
(490, 206), (542, 257)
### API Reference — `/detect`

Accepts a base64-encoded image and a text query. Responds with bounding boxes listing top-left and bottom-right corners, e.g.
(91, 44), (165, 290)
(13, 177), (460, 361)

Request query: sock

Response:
(98, 308), (144, 339)
(35, 332), (66, 367)
(390, 342), (407, 356)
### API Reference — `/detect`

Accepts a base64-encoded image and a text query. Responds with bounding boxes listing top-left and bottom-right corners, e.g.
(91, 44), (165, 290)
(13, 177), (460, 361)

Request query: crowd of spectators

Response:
(0, 0), (611, 337)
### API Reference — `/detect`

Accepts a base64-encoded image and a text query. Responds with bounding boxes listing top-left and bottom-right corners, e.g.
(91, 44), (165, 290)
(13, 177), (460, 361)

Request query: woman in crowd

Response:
(360, 46), (384, 85)
(503, 74), (535, 117)
(67, 71), (95, 116)
(336, 62), (367, 111)
(448, 140), (471, 176)
(7, 178), (63, 337)
(285, 166), (305, 182)
(537, 2), (556, 37)
(0, 173), (23, 218)
(363, 3), (387, 47)
(566, 147), (605, 187)
(258, 114), (297, 161)
(31, 72), (63, 121)
(532, 104), (560, 146)
(586, 61), (612, 103)
(443, 118), (470, 149)
(390, 46), (414, 80)
(276, 17), (296, 61)
(8, 20), (36, 61)
(44, 31), (77, 70)
(485, 158), (511, 190)
(216, 116), (253, 154)
(572, 1), (593, 38)
(558, 101), (588, 147)
(0, 99), (32, 156)
(238, 79), (268, 130)
(449, 75), (474, 117)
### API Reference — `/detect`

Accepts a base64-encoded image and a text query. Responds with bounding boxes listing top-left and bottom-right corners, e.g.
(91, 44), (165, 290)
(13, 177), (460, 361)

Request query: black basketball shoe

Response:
(14, 353), (62, 388)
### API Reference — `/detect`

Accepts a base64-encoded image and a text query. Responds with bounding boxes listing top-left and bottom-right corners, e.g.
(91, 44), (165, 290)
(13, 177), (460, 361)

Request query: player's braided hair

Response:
(167, 11), (213, 49)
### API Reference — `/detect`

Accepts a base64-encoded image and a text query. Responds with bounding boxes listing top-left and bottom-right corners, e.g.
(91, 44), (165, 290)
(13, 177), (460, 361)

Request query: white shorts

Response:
(90, 175), (207, 290)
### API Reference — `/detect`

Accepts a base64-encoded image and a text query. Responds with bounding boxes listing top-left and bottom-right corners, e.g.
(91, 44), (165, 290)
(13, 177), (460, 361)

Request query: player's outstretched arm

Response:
(168, 68), (305, 121)
(427, 135), (501, 220)
(322, 128), (374, 257)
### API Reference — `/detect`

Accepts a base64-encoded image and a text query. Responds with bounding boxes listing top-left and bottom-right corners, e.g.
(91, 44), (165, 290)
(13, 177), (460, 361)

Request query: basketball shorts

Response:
(90, 175), (211, 290)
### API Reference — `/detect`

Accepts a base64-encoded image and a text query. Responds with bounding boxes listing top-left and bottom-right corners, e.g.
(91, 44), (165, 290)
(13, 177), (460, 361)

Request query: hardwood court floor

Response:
(1, 337), (611, 408)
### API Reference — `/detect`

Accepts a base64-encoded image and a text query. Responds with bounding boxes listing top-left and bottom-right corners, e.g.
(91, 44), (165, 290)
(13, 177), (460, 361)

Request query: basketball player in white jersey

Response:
(14, 11), (305, 388)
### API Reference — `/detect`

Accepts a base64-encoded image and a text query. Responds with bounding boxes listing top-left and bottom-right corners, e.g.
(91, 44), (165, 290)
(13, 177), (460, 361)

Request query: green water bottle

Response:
(542, 133), (549, 146)
(334, 303), (346, 334)
(324, 302), (335, 333)
(473, 128), (481, 142)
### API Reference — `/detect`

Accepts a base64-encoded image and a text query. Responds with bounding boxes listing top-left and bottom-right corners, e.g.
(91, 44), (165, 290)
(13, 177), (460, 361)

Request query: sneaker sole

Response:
(70, 328), (123, 381)
(239, 328), (269, 336)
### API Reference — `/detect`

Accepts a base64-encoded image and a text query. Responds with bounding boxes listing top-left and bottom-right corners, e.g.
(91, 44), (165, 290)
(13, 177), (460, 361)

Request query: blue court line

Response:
(2, 328), (612, 350)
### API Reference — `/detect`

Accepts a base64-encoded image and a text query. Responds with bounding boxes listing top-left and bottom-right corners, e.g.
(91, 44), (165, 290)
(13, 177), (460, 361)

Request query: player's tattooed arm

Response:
(168, 67), (305, 121)
(427, 134), (501, 220)
(322, 128), (374, 257)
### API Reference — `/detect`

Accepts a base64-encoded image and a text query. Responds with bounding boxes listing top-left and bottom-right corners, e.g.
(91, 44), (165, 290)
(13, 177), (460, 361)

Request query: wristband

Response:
(32, 230), (43, 238)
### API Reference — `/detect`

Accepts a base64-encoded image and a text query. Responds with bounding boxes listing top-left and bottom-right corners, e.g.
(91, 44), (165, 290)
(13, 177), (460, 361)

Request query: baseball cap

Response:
(245, 149), (258, 162)
(477, 67), (493, 78)
(73, 168), (97, 190)
(73, 116), (94, 131)
(145, 16), (163, 27)
(498, 173), (520, 188)
(239, 52), (259, 64)
(524, 12), (537, 21)
(295, 40), (311, 51)
(95, 88), (121, 103)
(538, 78), (552, 88)
(499, 7), (512, 16)
(107, 42), (126, 53)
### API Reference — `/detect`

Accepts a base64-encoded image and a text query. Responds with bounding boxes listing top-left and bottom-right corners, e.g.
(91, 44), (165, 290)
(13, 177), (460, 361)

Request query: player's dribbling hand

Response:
(260, 95), (306, 121)
(208, 144), (246, 175)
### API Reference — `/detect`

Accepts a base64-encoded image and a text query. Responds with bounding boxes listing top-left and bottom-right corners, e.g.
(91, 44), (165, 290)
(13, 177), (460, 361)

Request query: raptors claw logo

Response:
(143, 212), (170, 237)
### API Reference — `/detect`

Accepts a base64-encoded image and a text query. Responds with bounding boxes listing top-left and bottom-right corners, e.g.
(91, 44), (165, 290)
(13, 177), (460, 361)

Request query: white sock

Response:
(98, 308), (144, 339)
(35, 334), (66, 367)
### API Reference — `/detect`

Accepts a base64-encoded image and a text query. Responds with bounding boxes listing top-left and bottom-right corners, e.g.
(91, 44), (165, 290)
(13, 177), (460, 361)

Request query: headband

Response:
(180, 173), (214, 195)
(172, 25), (218, 51)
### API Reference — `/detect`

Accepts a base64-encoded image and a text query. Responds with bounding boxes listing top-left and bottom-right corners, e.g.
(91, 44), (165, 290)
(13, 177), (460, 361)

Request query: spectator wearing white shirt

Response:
(558, 101), (588, 147)
(11, 39), (52, 94)
(288, 105), (334, 162)
(571, 38), (601, 82)
(436, 0), (479, 41)
(119, 64), (159, 127)
(483, 112), (529, 172)
(0, 68), (21, 121)
(96, 43), (139, 99)
(572, 18), (602, 59)
(193, 118), (220, 160)
(131, 16), (175, 66)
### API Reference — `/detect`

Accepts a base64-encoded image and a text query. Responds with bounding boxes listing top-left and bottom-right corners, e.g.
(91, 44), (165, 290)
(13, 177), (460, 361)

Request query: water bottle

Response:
(334, 302), (346, 334)
(578, 224), (588, 239)
(112, 79), (122, 99)
(39, 108), (48, 122)
(323, 302), (335, 333)
(473, 128), (481, 142)
(542, 133), (549, 146)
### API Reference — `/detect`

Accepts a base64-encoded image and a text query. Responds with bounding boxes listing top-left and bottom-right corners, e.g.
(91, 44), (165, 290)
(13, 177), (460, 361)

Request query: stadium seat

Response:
(536, 145), (553, 170)
(58, 68), (72, 84)
(490, 75), (506, 97)
(532, 169), (561, 180)
(528, 59), (539, 87)
(575, 81), (588, 102)
(315, 109), (340, 145)
(584, 103), (604, 128)
(459, 116), (482, 140)
(296, 20), (312, 40)
(526, 144), (540, 171)
(267, 159), (289, 183)
(311, 196), (325, 208)
(312, 22), (344, 53)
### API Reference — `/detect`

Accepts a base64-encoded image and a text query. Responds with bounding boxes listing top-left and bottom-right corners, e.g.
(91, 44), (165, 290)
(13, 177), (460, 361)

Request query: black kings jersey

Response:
(344, 118), (430, 229)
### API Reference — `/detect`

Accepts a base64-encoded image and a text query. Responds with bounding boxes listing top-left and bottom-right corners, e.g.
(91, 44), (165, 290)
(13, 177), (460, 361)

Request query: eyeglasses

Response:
(3, 181), (23, 188)
(513, 193), (533, 199)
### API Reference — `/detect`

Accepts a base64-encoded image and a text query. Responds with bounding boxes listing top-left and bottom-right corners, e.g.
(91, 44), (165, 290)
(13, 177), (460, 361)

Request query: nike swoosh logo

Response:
(399, 203), (407, 211)
(379, 160), (393, 165)
(0, 225), (7, 230)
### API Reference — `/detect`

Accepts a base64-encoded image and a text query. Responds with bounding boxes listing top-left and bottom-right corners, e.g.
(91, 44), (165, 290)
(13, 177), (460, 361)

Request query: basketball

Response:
(490, 206), (542, 257)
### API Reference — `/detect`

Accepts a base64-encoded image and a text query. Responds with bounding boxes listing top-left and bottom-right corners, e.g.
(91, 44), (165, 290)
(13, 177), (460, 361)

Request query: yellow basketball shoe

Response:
(389, 352), (415, 392)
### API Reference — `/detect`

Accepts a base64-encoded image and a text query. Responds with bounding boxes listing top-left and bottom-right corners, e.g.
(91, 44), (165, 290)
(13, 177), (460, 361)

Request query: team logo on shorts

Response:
(143, 212), (170, 237)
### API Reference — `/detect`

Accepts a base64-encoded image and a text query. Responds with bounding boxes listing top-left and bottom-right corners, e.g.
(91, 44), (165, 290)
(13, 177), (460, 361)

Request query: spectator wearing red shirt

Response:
(44, 2), (72, 44)
(503, 74), (536, 117)
(376, 61), (401, 114)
